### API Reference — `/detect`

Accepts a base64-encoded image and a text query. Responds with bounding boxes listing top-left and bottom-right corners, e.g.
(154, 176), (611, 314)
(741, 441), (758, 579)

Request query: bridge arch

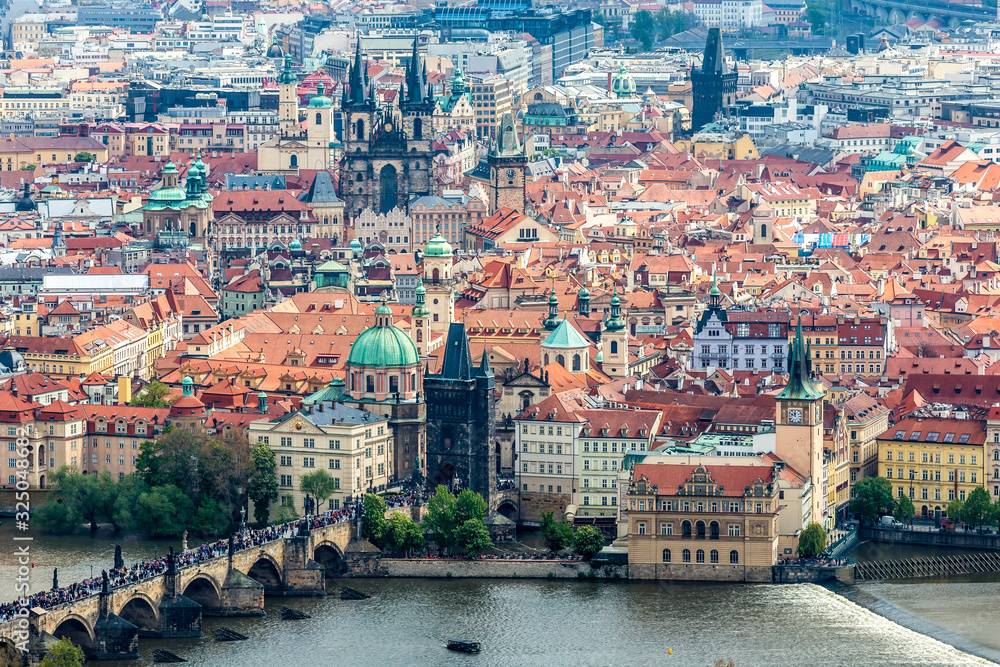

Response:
(314, 542), (347, 576)
(53, 614), (95, 649)
(497, 499), (518, 520)
(117, 593), (160, 634)
(246, 554), (283, 589)
(182, 575), (222, 609)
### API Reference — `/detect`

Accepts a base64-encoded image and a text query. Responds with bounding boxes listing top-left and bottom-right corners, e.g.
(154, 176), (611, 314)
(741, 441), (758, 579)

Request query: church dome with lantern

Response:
(347, 303), (420, 369)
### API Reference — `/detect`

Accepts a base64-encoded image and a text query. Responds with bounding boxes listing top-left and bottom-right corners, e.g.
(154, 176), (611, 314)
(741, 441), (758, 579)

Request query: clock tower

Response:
(487, 111), (527, 216)
(775, 315), (825, 528)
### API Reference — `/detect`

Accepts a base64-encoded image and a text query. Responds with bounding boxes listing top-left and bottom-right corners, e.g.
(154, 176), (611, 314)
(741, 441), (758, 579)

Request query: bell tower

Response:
(487, 111), (527, 215)
(411, 277), (430, 357)
(602, 286), (630, 378)
(277, 54), (299, 135)
(775, 315), (825, 527)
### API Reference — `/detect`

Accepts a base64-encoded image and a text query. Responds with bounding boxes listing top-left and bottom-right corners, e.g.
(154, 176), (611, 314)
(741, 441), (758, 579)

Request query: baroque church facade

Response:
(340, 39), (435, 222)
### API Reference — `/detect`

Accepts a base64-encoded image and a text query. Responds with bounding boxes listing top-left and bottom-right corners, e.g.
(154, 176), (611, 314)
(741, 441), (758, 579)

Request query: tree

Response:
(129, 381), (175, 408)
(35, 468), (117, 534)
(849, 477), (896, 525)
(423, 485), (459, 550)
(20, 164), (35, 171)
(797, 522), (828, 558)
(654, 9), (692, 40)
(386, 512), (424, 555)
(539, 511), (574, 553)
(961, 487), (994, 529)
(894, 494), (915, 524)
(630, 10), (656, 50)
(134, 485), (194, 537)
(805, 3), (827, 34)
(455, 518), (492, 557)
(947, 499), (964, 522)
(454, 489), (487, 525)
(193, 497), (229, 537)
(39, 638), (85, 667)
(300, 469), (337, 514)
(73, 151), (95, 163)
(248, 440), (278, 526)
(573, 525), (606, 560)
(363, 493), (388, 547)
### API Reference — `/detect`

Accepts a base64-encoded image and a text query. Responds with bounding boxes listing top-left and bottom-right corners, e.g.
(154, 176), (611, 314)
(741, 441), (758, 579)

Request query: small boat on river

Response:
(446, 640), (481, 653)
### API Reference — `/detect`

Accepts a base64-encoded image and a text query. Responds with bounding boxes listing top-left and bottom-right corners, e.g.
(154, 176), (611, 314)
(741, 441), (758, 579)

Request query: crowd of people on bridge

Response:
(0, 504), (363, 623)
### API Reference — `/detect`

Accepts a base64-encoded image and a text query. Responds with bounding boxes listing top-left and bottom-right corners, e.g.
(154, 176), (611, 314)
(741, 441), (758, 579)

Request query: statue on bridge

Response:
(228, 533), (235, 559)
(101, 570), (109, 594)
(52, 568), (58, 590)
(182, 530), (189, 552)
(114, 545), (124, 571)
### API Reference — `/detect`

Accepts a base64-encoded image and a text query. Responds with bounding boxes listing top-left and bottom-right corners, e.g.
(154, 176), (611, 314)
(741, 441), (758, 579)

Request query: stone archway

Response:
(379, 164), (398, 214)
(432, 462), (457, 490)
(53, 615), (94, 650)
(314, 543), (347, 576)
(247, 557), (283, 592)
(118, 595), (159, 635)
(497, 500), (518, 520)
(182, 576), (221, 610)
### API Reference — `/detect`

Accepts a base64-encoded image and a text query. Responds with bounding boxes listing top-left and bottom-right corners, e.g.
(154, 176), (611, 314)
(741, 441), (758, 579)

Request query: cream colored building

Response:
(258, 55), (336, 173)
(249, 400), (393, 518)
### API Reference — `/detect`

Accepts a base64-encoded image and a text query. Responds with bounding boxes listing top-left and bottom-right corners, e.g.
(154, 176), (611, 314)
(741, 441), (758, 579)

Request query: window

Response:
(729, 524), (740, 537)
(730, 550), (739, 564)
(710, 549), (719, 564)
(662, 548), (671, 563)
(682, 549), (691, 563)
(696, 549), (705, 563)
(637, 523), (646, 535)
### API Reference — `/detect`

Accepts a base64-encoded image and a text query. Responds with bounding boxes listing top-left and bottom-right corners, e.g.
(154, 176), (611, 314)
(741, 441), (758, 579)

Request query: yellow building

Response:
(877, 416), (986, 519)
(0, 136), (110, 170)
(248, 394), (393, 518)
(5, 332), (114, 379)
(673, 133), (758, 161)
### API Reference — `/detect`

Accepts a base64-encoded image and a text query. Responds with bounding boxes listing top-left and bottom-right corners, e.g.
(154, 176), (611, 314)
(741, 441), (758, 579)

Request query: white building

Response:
(693, 0), (763, 28)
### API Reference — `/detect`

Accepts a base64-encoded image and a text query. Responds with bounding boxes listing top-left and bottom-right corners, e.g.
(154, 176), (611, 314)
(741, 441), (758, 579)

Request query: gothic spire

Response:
(347, 36), (369, 107)
(776, 315), (824, 401)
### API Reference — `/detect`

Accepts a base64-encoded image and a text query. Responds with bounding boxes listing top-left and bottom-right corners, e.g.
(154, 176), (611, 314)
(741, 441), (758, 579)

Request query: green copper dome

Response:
(375, 303), (393, 315)
(349, 238), (363, 251)
(348, 321), (420, 368)
(423, 232), (453, 257)
(308, 82), (333, 108)
(290, 239), (302, 251)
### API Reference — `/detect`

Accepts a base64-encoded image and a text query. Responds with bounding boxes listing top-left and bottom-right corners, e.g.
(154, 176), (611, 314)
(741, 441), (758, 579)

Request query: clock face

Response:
(505, 169), (516, 179)
(788, 408), (803, 423)
(384, 122), (392, 132)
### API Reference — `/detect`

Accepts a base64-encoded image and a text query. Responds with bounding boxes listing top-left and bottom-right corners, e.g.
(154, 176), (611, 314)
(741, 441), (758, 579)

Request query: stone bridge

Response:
(847, 0), (992, 28)
(0, 520), (356, 663)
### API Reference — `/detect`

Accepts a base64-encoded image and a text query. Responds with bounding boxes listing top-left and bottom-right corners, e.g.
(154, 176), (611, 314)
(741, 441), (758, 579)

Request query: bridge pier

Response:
(278, 522), (326, 596)
(153, 558), (202, 637)
(90, 588), (139, 661)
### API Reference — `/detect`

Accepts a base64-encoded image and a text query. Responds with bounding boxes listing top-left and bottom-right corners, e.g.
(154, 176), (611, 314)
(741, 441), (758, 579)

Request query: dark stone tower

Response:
(691, 27), (738, 132)
(487, 111), (528, 215)
(425, 323), (496, 504)
(340, 36), (434, 221)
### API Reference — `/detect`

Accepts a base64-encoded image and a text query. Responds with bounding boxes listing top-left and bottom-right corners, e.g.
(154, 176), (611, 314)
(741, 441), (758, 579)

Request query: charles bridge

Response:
(0, 519), (361, 663)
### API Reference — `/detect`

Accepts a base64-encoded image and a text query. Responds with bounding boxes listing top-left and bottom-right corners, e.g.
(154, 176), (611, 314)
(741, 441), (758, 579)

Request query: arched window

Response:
(662, 548), (671, 563)
(556, 354), (565, 368)
(432, 268), (440, 281)
(544, 354), (549, 365)
(710, 549), (719, 564)
(696, 521), (706, 538)
(610, 341), (618, 354)
(416, 329), (423, 342)
(316, 112), (322, 126)
(760, 223), (767, 239)
(366, 375), (375, 393)
(572, 354), (581, 371)
(696, 549), (705, 563)
(682, 549), (691, 563)
(730, 550), (739, 564)
(355, 118), (365, 139)
(414, 117), (423, 139)
(290, 154), (297, 168)
(994, 450), (998, 461)
(682, 521), (691, 538)
(710, 521), (720, 539)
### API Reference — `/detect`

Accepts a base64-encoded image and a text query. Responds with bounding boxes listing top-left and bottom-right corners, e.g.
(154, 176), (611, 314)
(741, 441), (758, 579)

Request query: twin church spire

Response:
(343, 35), (431, 109)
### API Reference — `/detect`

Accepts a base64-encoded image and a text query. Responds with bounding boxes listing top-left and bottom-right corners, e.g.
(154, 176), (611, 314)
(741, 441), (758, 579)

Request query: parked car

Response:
(879, 515), (904, 529)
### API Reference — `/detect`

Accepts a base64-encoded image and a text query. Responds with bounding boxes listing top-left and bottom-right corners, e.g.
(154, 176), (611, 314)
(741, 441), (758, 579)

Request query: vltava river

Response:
(0, 525), (995, 666)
